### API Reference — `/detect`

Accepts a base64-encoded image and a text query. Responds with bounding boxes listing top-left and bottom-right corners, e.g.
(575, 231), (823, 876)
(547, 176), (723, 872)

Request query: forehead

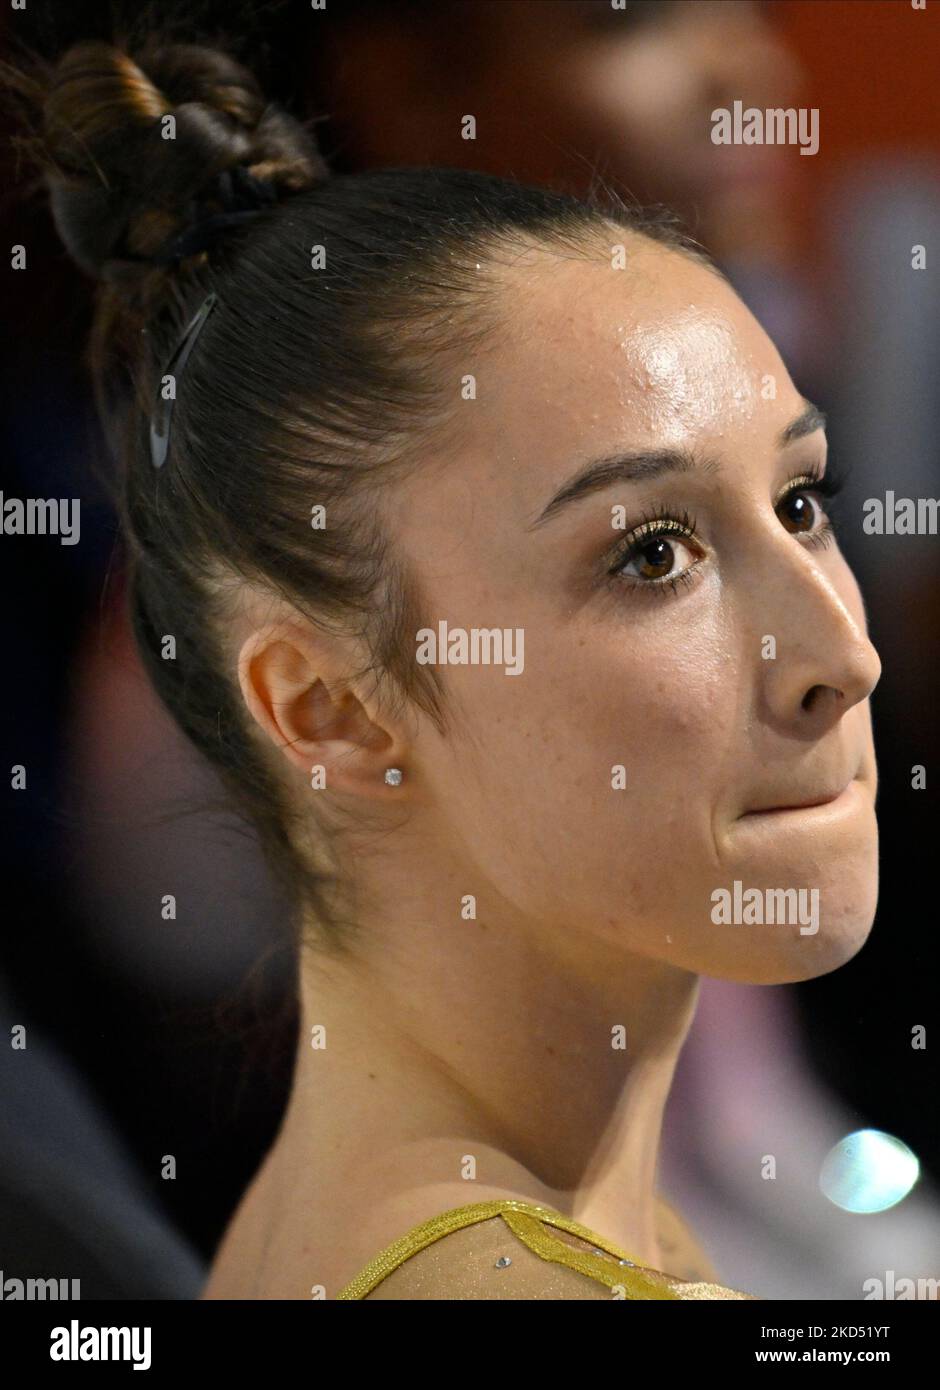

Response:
(388, 237), (799, 551)
(482, 237), (789, 453)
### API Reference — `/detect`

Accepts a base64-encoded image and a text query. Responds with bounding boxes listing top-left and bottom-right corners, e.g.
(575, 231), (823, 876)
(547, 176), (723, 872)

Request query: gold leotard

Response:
(336, 1198), (755, 1300)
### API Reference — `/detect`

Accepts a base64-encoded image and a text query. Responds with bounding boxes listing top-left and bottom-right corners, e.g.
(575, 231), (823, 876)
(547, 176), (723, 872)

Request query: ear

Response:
(237, 623), (408, 798)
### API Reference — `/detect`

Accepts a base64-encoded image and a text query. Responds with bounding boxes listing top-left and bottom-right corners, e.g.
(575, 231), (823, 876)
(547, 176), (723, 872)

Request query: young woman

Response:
(23, 36), (880, 1300)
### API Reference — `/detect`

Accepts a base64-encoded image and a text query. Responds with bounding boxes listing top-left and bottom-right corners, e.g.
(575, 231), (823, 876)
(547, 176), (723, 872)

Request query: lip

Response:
(739, 778), (859, 819)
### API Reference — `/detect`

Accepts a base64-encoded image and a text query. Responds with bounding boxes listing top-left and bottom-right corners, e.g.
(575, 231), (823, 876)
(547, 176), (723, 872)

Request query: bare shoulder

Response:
(347, 1181), (722, 1300)
(362, 1213), (614, 1300)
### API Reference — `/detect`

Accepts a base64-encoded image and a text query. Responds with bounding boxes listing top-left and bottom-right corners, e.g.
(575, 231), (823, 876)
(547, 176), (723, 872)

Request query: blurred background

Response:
(1, 0), (938, 1299)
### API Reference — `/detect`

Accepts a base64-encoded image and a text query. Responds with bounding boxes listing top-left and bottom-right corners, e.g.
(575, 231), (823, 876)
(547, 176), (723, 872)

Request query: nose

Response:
(755, 537), (882, 740)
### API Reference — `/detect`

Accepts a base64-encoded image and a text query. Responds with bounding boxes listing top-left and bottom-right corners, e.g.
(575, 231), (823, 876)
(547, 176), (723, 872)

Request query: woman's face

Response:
(385, 235), (880, 985)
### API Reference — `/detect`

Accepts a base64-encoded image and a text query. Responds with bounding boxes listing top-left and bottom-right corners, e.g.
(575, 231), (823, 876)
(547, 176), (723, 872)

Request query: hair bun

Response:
(38, 38), (330, 280)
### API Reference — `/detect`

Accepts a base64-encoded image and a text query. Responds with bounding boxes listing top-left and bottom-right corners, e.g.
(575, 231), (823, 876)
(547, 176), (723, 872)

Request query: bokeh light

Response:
(820, 1130), (920, 1213)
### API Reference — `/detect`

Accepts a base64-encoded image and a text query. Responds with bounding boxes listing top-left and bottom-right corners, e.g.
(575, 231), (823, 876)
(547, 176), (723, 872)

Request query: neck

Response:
(272, 843), (700, 1271)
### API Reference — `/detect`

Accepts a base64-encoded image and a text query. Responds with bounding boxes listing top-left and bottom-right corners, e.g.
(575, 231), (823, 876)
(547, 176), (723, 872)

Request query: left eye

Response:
(777, 487), (824, 534)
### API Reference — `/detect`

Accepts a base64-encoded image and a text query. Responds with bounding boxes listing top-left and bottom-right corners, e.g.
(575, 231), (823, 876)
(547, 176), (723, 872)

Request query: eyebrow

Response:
(527, 399), (827, 530)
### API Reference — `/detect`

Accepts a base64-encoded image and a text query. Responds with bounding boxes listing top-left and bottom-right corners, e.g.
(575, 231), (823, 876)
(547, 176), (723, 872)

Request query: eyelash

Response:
(608, 508), (701, 600)
(606, 461), (846, 600)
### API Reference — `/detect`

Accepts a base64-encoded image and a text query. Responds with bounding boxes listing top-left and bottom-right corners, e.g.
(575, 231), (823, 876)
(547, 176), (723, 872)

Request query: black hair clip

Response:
(150, 291), (218, 468)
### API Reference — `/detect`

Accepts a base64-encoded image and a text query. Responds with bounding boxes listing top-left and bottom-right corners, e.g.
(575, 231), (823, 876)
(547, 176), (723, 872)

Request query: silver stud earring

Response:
(384, 768), (404, 786)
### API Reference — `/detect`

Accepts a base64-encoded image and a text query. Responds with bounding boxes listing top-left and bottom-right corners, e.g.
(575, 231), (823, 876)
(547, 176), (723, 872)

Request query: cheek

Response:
(443, 604), (736, 917)
(574, 629), (731, 861)
(576, 590), (733, 765)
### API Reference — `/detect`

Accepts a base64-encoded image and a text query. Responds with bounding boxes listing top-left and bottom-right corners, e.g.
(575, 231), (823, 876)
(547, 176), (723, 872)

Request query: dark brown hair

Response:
(6, 33), (712, 954)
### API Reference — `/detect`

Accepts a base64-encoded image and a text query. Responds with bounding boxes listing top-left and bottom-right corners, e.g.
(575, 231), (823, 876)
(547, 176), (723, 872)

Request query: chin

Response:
(696, 890), (878, 986)
(748, 894), (878, 984)
(728, 856), (878, 989)
(701, 782), (880, 983)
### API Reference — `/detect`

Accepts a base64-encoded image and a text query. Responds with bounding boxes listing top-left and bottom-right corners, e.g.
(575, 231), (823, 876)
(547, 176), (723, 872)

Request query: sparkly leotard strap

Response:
(335, 1198), (752, 1299)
